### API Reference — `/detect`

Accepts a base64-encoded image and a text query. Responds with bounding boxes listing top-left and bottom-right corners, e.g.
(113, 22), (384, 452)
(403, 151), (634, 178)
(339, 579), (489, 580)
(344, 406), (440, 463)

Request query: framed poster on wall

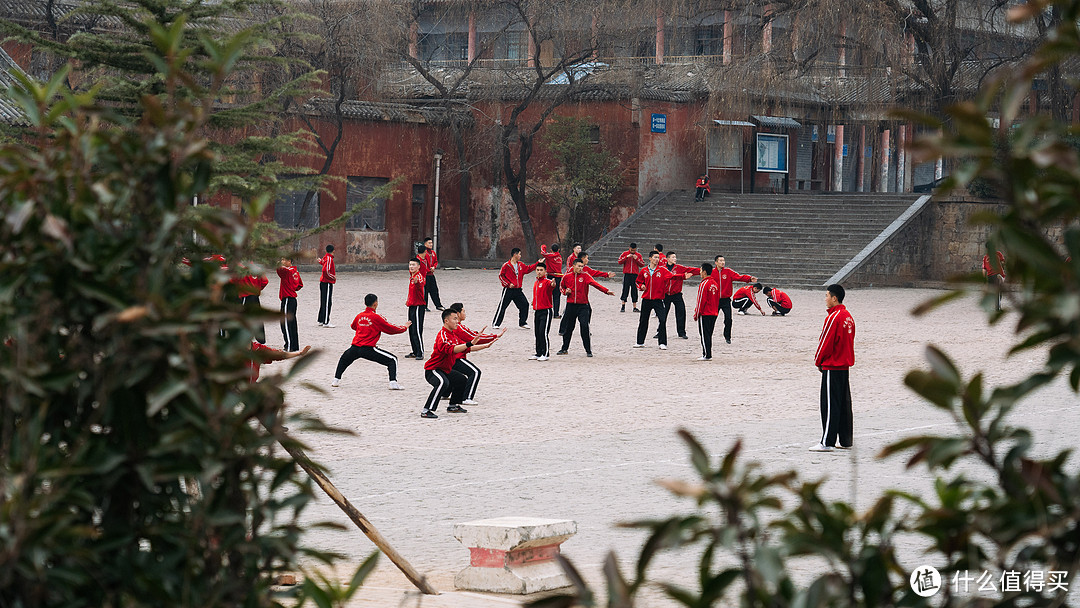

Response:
(756, 133), (788, 173)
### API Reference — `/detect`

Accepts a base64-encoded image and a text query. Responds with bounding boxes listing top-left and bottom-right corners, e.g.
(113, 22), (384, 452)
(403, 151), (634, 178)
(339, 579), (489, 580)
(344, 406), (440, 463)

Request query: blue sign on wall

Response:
(755, 133), (789, 173)
(651, 113), (667, 133)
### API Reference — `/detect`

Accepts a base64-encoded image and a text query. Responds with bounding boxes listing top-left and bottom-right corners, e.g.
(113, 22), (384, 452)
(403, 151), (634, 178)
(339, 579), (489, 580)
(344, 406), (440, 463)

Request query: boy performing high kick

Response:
(332, 293), (410, 390)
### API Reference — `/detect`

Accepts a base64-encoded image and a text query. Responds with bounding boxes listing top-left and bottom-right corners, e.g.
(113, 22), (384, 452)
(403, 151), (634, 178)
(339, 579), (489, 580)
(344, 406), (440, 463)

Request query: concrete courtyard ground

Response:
(265, 268), (1079, 607)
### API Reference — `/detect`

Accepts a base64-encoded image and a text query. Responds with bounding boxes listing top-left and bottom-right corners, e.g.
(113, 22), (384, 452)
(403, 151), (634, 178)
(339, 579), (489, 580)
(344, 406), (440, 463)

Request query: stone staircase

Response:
(587, 191), (921, 289)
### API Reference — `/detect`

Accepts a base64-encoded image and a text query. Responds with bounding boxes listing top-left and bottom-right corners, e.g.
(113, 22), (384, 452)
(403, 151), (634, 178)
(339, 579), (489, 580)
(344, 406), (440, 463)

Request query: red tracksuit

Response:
(540, 246), (563, 276)
(768, 288), (792, 310)
(664, 264), (695, 295)
(694, 275), (721, 358)
(732, 284), (762, 312)
(406, 270), (427, 307)
(425, 327), (465, 373)
(636, 265), (675, 300)
(318, 253), (336, 283)
(562, 271), (612, 304)
(618, 250), (644, 274)
(583, 265), (610, 279)
(711, 267), (755, 298)
(565, 252), (579, 270)
(277, 265), (303, 351)
(350, 307), (408, 347)
(419, 250), (438, 275)
(236, 273), (268, 297)
(533, 277), (554, 309)
(982, 252), (1006, 277)
(277, 265), (303, 299)
(815, 303), (856, 448)
(499, 260), (539, 288)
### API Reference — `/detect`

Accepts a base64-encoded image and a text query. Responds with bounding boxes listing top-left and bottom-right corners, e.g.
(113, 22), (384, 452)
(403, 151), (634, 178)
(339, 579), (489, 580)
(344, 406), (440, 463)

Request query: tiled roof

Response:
(0, 47), (29, 125)
(302, 99), (474, 127)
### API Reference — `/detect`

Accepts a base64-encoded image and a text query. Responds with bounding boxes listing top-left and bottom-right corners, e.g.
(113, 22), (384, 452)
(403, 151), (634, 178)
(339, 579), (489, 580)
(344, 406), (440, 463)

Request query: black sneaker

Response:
(586, 352), (594, 357)
(436, 306), (445, 311)
(553, 314), (562, 319)
(633, 307), (640, 312)
(447, 405), (468, 413)
(421, 410), (438, 419)
(679, 335), (689, 339)
(403, 353), (416, 359)
(726, 338), (731, 344)
(620, 304), (625, 312)
(556, 350), (568, 355)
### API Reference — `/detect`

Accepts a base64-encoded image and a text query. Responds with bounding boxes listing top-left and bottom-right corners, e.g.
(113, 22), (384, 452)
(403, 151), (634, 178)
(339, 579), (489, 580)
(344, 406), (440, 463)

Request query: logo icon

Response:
(910, 566), (942, 597)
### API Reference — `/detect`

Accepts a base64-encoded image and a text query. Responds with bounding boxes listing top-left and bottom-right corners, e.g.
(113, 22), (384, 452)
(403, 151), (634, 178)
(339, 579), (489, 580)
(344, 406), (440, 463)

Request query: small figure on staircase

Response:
(695, 173), (711, 201)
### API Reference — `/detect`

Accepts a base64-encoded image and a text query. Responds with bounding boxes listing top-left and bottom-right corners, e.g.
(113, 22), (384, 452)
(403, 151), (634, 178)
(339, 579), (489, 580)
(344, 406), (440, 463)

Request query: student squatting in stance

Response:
(422, 309), (496, 419)
(693, 263), (720, 360)
(404, 258), (426, 359)
(332, 294), (410, 390)
(732, 283), (765, 315)
(763, 285), (793, 316)
(530, 264), (555, 360)
(449, 303), (505, 405)
(277, 258), (303, 352)
(317, 244), (336, 327)
(809, 284), (855, 452)
(558, 258), (615, 356)
(492, 248), (538, 329)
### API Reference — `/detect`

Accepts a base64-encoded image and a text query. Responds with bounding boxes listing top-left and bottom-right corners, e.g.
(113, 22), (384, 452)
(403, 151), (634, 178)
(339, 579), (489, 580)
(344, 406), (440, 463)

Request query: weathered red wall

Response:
(636, 100), (704, 203)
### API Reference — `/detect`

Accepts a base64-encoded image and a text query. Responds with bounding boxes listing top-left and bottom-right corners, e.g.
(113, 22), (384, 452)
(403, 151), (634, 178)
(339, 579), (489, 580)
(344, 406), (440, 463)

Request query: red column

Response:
(409, 21), (419, 59)
(723, 11), (732, 65)
(655, 8), (664, 65)
(833, 125), (845, 192)
(879, 128), (891, 192)
(762, 5), (773, 53)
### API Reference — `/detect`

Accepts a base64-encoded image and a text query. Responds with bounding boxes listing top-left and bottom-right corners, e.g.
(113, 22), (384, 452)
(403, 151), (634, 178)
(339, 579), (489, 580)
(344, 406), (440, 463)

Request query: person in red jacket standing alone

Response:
(317, 244), (336, 327)
(710, 255), (757, 345)
(982, 250), (1006, 311)
(332, 293), (411, 390)
(809, 284), (855, 452)
(405, 258), (427, 359)
(492, 248), (538, 329)
(277, 257), (304, 352)
(617, 243), (644, 313)
(693, 263), (720, 360)
(634, 251), (677, 350)
(558, 258), (615, 357)
(236, 262), (269, 344)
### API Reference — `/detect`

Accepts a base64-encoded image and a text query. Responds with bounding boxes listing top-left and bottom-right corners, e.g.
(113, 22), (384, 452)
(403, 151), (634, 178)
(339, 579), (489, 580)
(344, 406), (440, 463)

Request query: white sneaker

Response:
(520, 324), (531, 329)
(528, 355), (539, 360)
(462, 399), (478, 405)
(808, 443), (835, 452)
(696, 356), (711, 361)
(537, 355), (549, 361)
(491, 325), (502, 330)
(633, 344), (645, 348)
(323, 323), (336, 328)
(659, 344), (668, 350)
(388, 381), (404, 390)
(737, 311), (747, 315)
(331, 378), (340, 387)
(316, 322), (326, 327)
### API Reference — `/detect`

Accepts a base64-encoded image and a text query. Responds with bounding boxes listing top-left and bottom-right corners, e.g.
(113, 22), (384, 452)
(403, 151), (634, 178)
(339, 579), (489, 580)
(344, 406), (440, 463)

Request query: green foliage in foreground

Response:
(531, 2), (1080, 607)
(0, 16), (371, 608)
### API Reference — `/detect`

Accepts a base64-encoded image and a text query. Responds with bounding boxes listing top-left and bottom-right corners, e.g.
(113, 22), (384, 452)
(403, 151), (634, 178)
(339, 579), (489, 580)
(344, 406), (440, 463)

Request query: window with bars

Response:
(273, 178), (320, 229)
(346, 177), (389, 231)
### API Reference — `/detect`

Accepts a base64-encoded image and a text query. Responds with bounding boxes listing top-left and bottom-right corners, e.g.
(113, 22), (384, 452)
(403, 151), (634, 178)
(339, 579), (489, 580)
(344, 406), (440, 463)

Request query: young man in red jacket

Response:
(693, 263), (720, 360)
(317, 244), (336, 327)
(634, 251), (677, 349)
(810, 284), (856, 452)
(422, 309), (495, 419)
(492, 248), (538, 330)
(418, 237), (445, 311)
(558, 252), (608, 336)
(617, 243), (644, 313)
(763, 285), (793, 316)
(711, 255), (757, 344)
(277, 258), (304, 352)
(405, 258), (427, 359)
(531, 265), (556, 360)
(540, 243), (563, 318)
(733, 283), (765, 316)
(449, 302), (504, 405)
(564, 243), (583, 271)
(332, 293), (411, 390)
(664, 251), (697, 339)
(559, 258), (615, 356)
(983, 250), (1006, 311)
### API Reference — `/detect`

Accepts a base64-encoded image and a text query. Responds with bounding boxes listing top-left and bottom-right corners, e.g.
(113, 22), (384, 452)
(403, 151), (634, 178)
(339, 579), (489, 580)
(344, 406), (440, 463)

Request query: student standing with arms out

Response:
(422, 309), (495, 419)
(492, 248), (538, 329)
(449, 303), (504, 405)
(560, 251), (607, 335)
(405, 258), (427, 359)
(540, 243), (563, 318)
(809, 284), (855, 452)
(419, 237), (444, 311)
(663, 251), (697, 339)
(635, 251), (677, 350)
(332, 293), (410, 390)
(531, 265), (555, 361)
(317, 244), (336, 327)
(710, 255), (757, 344)
(558, 258), (615, 357)
(763, 285), (793, 316)
(277, 258), (303, 352)
(618, 243), (644, 313)
(733, 283), (765, 315)
(693, 263), (720, 361)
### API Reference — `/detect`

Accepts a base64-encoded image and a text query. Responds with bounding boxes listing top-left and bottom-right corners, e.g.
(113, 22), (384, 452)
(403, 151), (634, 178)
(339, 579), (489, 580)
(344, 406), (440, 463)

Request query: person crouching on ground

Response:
(421, 309), (495, 419)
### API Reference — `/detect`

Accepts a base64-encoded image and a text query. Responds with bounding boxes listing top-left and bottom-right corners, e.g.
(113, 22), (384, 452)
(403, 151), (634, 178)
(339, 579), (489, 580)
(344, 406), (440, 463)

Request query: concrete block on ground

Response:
(453, 516), (577, 594)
